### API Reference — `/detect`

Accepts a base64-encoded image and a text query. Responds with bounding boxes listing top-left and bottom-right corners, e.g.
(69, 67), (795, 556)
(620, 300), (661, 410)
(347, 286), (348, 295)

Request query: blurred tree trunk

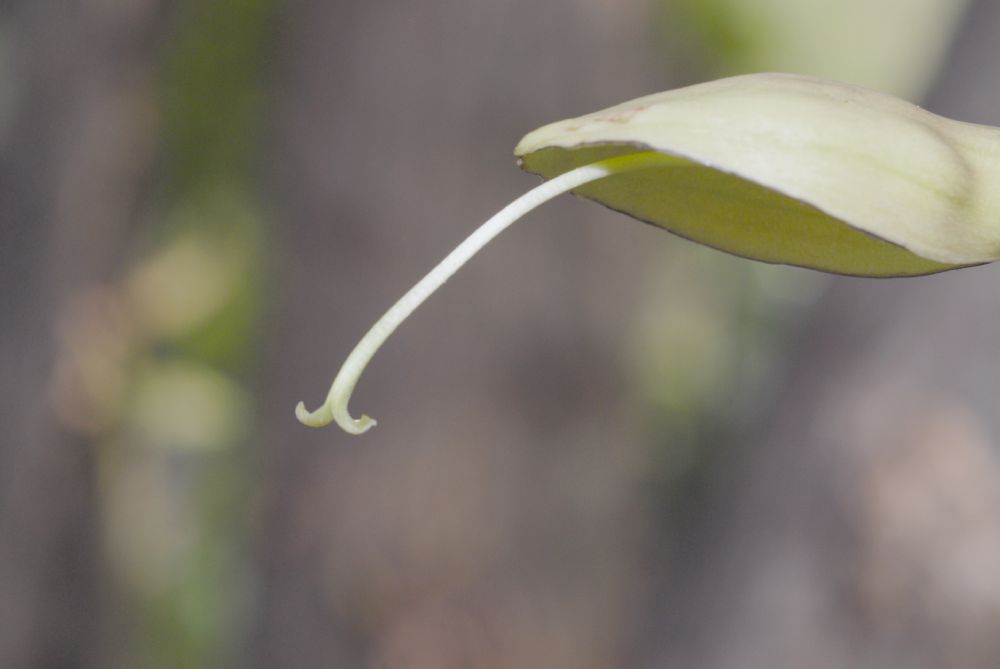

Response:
(646, 2), (1000, 667)
(0, 2), (164, 668)
(253, 0), (670, 666)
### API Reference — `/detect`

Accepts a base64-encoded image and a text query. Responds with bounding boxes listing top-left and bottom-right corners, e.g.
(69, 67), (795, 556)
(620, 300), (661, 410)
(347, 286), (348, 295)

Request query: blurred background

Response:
(3, 0), (1000, 667)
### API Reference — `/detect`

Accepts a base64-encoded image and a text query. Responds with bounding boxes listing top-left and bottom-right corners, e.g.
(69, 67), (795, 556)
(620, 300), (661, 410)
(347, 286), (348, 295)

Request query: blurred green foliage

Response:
(660, 0), (969, 98)
(161, 0), (274, 199)
(96, 0), (275, 666)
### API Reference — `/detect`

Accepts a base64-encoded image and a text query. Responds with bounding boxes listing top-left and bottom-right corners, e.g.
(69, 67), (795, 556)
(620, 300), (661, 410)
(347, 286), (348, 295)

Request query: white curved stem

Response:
(296, 151), (673, 433)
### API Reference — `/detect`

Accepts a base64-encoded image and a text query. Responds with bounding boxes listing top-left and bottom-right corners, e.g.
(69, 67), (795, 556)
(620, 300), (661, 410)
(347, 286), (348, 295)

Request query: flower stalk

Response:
(295, 151), (674, 433)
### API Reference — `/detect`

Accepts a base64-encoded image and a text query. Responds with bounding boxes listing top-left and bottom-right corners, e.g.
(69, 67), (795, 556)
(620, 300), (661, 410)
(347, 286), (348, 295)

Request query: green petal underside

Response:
(519, 144), (965, 278)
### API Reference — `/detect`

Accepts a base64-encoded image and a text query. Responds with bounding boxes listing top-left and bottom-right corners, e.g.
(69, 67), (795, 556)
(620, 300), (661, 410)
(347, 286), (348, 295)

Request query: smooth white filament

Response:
(295, 151), (673, 433)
